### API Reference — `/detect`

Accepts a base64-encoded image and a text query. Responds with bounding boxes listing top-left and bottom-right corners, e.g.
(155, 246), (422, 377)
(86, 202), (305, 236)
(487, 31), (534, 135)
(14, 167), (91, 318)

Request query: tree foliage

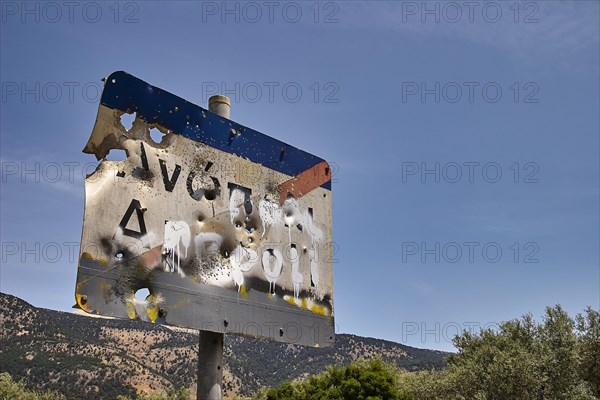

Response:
(0, 372), (190, 400)
(411, 305), (599, 400)
(576, 307), (600, 396)
(257, 305), (600, 400)
(115, 387), (190, 400)
(0, 373), (65, 400)
(256, 358), (407, 400)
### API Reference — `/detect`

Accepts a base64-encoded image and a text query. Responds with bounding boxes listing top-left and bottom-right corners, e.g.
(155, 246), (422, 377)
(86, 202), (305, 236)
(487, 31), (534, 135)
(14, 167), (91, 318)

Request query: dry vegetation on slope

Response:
(0, 292), (446, 399)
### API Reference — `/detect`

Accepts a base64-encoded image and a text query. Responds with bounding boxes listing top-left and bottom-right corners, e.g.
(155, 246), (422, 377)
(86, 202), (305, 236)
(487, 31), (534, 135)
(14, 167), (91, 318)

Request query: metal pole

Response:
(197, 330), (224, 400)
(208, 95), (231, 119)
(196, 95), (231, 400)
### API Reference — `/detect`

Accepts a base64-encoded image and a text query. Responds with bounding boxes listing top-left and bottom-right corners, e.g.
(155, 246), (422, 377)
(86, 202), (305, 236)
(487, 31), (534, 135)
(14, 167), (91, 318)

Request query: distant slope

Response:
(0, 292), (447, 399)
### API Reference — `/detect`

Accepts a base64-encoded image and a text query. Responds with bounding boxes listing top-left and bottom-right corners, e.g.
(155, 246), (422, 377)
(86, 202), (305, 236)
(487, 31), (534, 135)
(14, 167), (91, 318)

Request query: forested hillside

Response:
(0, 292), (446, 399)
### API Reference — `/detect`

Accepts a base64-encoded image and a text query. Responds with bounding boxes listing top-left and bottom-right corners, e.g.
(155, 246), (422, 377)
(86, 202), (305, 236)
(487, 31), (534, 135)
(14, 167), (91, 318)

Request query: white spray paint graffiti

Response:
(195, 232), (223, 258)
(305, 210), (324, 293)
(290, 246), (303, 298)
(230, 244), (258, 291)
(309, 246), (320, 291)
(163, 221), (191, 276)
(282, 198), (302, 244)
(194, 232), (232, 286)
(258, 199), (282, 236)
(229, 188), (246, 223)
(262, 248), (283, 294)
(256, 198), (325, 295)
(152, 194), (324, 298)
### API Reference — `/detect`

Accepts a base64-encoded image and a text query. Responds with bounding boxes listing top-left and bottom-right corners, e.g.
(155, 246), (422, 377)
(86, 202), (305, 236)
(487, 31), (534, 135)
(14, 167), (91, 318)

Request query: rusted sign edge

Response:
(85, 71), (331, 192)
(278, 161), (331, 205)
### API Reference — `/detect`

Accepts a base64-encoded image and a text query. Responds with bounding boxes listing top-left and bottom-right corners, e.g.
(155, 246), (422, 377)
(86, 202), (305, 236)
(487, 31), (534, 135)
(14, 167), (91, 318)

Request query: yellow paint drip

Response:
(98, 257), (107, 264)
(283, 295), (329, 316)
(126, 296), (136, 319)
(146, 294), (159, 323)
(239, 285), (248, 299)
(81, 252), (92, 260)
(75, 293), (92, 313)
(310, 304), (328, 316)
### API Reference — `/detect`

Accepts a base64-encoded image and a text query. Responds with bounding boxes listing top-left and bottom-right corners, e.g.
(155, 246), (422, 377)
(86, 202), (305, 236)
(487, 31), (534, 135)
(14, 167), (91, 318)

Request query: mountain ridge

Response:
(0, 292), (447, 399)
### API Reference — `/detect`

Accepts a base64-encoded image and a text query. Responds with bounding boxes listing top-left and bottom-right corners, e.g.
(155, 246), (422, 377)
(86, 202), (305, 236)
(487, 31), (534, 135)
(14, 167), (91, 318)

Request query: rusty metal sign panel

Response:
(75, 71), (334, 347)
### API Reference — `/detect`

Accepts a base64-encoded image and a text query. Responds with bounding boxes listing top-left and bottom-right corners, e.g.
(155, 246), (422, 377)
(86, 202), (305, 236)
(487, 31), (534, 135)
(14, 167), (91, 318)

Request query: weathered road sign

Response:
(75, 71), (334, 347)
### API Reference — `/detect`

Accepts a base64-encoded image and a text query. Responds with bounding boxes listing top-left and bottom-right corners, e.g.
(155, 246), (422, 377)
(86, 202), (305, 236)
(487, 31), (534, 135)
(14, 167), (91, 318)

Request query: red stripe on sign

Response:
(278, 161), (331, 205)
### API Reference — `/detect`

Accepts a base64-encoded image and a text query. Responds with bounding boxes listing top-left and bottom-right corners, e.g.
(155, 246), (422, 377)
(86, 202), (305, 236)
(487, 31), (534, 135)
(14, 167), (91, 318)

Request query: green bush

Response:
(116, 387), (190, 400)
(0, 373), (65, 400)
(406, 305), (600, 400)
(255, 306), (600, 400)
(254, 358), (408, 400)
(0, 372), (189, 400)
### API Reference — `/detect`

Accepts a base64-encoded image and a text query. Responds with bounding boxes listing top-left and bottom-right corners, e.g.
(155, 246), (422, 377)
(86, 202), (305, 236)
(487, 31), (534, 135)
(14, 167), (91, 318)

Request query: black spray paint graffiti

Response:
(117, 199), (147, 239)
(106, 141), (329, 306)
(112, 195), (327, 303)
(128, 143), (222, 200)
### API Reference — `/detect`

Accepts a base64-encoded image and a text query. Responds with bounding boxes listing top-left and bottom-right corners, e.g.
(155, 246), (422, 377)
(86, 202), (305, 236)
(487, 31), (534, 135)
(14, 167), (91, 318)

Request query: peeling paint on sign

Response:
(75, 71), (334, 347)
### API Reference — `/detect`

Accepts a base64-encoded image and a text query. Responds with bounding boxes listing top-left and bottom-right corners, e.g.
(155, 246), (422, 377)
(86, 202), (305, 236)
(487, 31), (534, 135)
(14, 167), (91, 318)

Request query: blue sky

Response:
(1, 1), (598, 352)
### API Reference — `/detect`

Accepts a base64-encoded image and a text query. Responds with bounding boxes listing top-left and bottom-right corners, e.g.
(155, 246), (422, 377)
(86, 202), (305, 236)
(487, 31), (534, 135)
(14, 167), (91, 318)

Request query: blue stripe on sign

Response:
(100, 71), (331, 190)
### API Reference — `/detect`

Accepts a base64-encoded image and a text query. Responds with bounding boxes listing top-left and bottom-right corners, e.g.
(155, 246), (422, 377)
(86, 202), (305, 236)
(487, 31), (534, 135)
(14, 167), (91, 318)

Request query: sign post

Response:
(196, 95), (232, 400)
(75, 71), (334, 399)
(198, 329), (223, 399)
